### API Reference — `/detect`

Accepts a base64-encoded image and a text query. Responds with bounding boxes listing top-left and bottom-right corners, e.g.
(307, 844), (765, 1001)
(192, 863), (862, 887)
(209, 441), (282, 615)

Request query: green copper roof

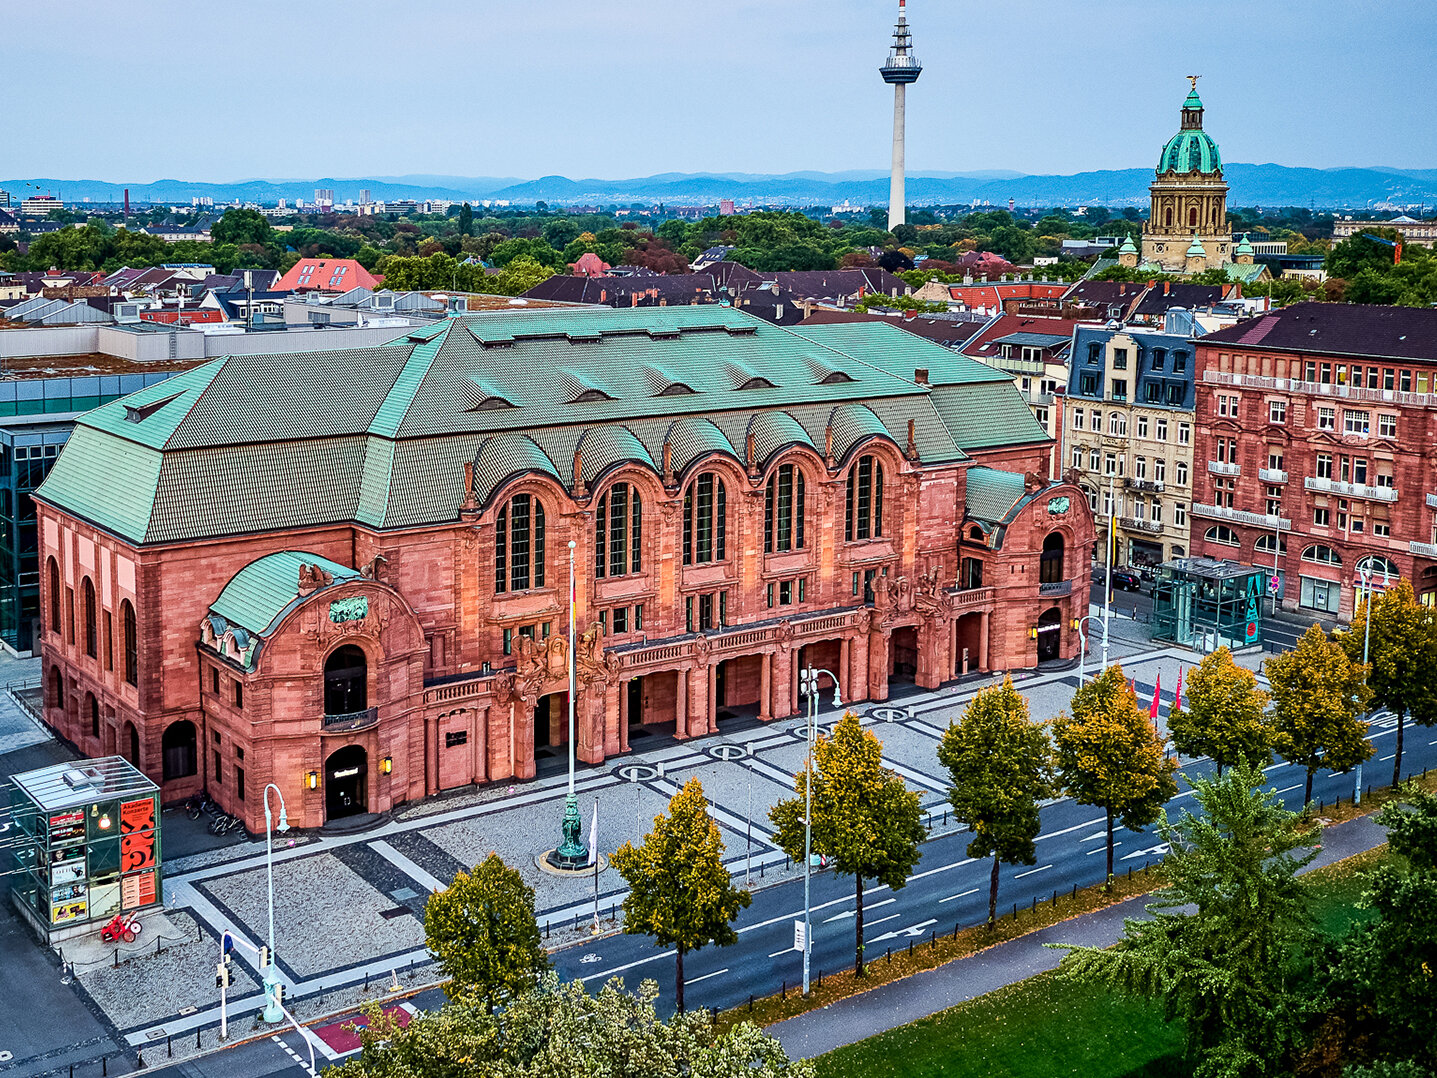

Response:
(1184, 88), (1204, 109)
(210, 551), (361, 638)
(789, 321), (1011, 386)
(1160, 128), (1222, 174)
(1187, 234), (1208, 257)
(928, 381), (1051, 452)
(1118, 235), (1138, 253)
(37, 425), (164, 540)
(1235, 233), (1255, 256)
(965, 467), (1028, 524)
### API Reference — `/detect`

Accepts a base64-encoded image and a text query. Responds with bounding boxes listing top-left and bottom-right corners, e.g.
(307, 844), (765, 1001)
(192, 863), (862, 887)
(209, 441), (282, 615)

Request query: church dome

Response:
(1157, 88), (1222, 175)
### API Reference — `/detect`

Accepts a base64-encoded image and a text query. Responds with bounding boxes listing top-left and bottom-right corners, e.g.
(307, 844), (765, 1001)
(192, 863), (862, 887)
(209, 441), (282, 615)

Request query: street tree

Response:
(423, 853), (547, 1011)
(331, 973), (814, 1078)
(611, 777), (751, 1013)
(1052, 665), (1179, 884)
(1321, 785), (1437, 1070)
(1341, 580), (1437, 786)
(1056, 764), (1321, 1078)
(210, 207), (274, 248)
(456, 202), (473, 236)
(1266, 624), (1373, 802)
(770, 712), (924, 976)
(1167, 647), (1272, 774)
(936, 677), (1054, 927)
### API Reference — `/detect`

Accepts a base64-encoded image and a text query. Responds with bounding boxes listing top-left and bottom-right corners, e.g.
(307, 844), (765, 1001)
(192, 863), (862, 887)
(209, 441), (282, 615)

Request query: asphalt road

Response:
(123, 711), (1437, 1078)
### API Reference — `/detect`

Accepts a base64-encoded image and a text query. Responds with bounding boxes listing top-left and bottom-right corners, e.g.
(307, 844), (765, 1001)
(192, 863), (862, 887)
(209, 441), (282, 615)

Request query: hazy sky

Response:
(17, 0), (1436, 181)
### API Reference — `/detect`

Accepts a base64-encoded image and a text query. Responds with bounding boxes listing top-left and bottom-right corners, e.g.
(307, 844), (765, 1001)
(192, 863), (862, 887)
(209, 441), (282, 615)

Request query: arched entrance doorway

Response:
(1036, 607), (1063, 663)
(162, 720), (197, 781)
(889, 627), (918, 681)
(324, 645), (368, 719)
(325, 744), (368, 820)
(123, 721), (140, 766)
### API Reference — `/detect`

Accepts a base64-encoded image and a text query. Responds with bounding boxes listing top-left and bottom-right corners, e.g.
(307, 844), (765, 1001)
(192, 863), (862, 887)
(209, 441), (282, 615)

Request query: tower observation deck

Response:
(881, 0), (921, 231)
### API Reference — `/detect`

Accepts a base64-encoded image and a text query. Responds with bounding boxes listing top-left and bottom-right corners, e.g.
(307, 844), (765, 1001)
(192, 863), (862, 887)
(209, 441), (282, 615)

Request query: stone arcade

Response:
(35, 307), (1093, 830)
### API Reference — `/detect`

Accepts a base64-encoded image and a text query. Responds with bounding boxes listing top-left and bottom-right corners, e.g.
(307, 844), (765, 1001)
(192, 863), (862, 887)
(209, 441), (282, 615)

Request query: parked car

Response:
(1110, 568), (1143, 591)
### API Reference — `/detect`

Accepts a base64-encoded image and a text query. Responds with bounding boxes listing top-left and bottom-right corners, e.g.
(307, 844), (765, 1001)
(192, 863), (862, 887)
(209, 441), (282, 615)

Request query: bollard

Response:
(943, 810), (947, 826)
(748, 994), (753, 1012)
(760, 861), (765, 878)
(1031, 896), (1037, 912)
(113, 948), (119, 968)
(785, 855), (790, 871)
(103, 1055), (108, 1077)
(70, 1065), (74, 1078)
(908, 941), (913, 957)
(1072, 884), (1077, 899)
(1052, 890), (1057, 906)
(952, 922), (958, 939)
(364, 971), (370, 991)
(137, 1051), (144, 1070)
(886, 947), (891, 964)
(1012, 902), (1017, 919)
(545, 921), (550, 939)
(781, 979), (786, 999)
(196, 1029), (201, 1049)
(167, 1036), (172, 1059)
(929, 930), (935, 948)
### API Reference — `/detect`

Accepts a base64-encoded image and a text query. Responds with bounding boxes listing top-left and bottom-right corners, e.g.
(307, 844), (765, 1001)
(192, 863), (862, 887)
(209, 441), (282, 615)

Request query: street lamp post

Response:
(1102, 472), (1116, 671)
(261, 784), (289, 1024)
(1353, 564), (1388, 805)
(1074, 613), (1101, 681)
(798, 664), (840, 998)
(551, 540), (588, 869)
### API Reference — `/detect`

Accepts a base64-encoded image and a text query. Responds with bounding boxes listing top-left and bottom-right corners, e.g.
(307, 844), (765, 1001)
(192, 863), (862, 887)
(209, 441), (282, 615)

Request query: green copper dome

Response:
(1159, 129), (1222, 174)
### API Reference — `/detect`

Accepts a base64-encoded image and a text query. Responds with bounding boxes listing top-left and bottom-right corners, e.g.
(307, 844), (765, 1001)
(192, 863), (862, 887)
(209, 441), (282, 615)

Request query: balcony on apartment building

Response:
(1207, 460), (1241, 477)
(1119, 516), (1164, 535)
(1125, 477), (1165, 494)
(1192, 503), (1293, 531)
(1259, 468), (1289, 484)
(1409, 541), (1437, 560)
(1303, 477), (1398, 503)
(1203, 369), (1437, 409)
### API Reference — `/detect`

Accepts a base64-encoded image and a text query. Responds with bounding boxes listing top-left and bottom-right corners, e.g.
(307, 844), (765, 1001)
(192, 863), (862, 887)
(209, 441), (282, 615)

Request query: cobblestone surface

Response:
(201, 853), (426, 978)
(77, 911), (258, 1030)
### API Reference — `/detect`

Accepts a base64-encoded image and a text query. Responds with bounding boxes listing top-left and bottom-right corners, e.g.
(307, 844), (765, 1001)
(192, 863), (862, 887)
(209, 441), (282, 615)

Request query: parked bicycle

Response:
(184, 791), (221, 820)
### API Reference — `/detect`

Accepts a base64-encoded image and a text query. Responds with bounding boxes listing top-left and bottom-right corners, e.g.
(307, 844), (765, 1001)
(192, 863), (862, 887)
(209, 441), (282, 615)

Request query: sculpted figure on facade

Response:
(297, 563), (333, 595)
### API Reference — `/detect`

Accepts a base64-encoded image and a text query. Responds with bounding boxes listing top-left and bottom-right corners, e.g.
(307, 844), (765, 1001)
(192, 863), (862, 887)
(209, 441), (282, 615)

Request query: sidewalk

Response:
(770, 812), (1388, 1060)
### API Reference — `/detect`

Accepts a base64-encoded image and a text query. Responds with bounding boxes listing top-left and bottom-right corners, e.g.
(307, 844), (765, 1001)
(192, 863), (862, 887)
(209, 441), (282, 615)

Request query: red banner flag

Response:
(1150, 672), (1162, 721)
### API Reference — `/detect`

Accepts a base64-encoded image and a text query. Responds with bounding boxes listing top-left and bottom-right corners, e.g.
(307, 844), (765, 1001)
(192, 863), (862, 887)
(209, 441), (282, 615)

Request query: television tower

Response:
(880, 0), (922, 231)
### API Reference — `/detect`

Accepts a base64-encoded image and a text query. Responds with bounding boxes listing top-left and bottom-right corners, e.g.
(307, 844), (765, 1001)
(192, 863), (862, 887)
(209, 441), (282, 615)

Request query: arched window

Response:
(1355, 555), (1400, 582)
(82, 577), (97, 658)
(494, 494), (545, 593)
(121, 600), (138, 686)
(1164, 207), (1173, 227)
(48, 558), (60, 634)
(1188, 207), (1198, 227)
(1254, 534), (1287, 555)
(324, 644), (369, 716)
(594, 483), (642, 578)
(87, 692), (100, 739)
(48, 665), (63, 710)
(764, 464), (806, 554)
(682, 472), (727, 565)
(1301, 544), (1341, 566)
(161, 720), (197, 781)
(845, 455), (884, 541)
(1040, 533), (1065, 584)
(1204, 525), (1240, 546)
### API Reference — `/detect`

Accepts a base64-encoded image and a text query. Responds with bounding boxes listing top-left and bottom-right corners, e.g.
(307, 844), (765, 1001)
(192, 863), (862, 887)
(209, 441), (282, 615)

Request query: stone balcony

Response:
(1259, 468), (1289, 484)
(1427, 493), (1437, 511)
(1038, 580), (1072, 597)
(1303, 476), (1398, 503)
(1119, 517), (1164, 535)
(322, 706), (379, 732)
(1410, 541), (1437, 560)
(1191, 503), (1292, 531)
(1207, 460), (1241, 477)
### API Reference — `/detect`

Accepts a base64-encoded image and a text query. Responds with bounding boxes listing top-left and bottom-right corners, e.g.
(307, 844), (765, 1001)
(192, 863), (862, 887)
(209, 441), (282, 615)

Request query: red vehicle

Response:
(100, 913), (142, 944)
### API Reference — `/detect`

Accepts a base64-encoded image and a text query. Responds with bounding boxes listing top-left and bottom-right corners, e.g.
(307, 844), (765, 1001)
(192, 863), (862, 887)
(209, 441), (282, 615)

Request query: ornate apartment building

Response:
(35, 307), (1092, 831)
(1063, 324), (1201, 568)
(1191, 303), (1437, 619)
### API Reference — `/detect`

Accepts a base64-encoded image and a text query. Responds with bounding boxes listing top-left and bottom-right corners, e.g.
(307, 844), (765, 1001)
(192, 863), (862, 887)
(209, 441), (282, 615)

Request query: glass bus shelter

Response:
(1151, 557), (1268, 653)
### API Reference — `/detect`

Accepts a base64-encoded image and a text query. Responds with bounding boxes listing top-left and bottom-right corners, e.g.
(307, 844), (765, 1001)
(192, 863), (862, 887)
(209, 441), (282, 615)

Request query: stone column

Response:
(979, 612), (991, 672)
(514, 696), (537, 780)
(850, 630), (870, 703)
(577, 685), (604, 766)
(869, 631), (890, 702)
(470, 706), (488, 786)
(675, 669), (689, 740)
(839, 637), (851, 700)
(758, 652), (773, 723)
(425, 714), (439, 796)
(604, 679), (622, 756)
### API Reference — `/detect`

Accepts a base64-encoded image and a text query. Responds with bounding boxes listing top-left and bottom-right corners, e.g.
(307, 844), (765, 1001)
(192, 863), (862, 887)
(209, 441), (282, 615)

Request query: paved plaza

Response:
(35, 617), (1251, 1058)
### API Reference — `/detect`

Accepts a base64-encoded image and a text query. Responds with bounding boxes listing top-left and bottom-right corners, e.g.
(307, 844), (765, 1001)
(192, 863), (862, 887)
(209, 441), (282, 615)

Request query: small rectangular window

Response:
(104, 612), (113, 670)
(699, 593), (714, 631)
(236, 767), (245, 801)
(686, 596), (694, 633)
(503, 628), (513, 655)
(234, 681), (243, 709)
(213, 751), (222, 784)
(766, 583), (774, 608)
(798, 577), (806, 603)
(445, 730), (468, 748)
(612, 607), (628, 634)
(779, 580), (793, 605)
(634, 604), (644, 631)
(212, 669), (220, 694)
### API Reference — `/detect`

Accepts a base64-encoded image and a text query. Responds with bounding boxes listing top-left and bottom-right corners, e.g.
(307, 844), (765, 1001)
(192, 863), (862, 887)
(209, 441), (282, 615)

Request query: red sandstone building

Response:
(1191, 303), (1437, 620)
(35, 307), (1092, 830)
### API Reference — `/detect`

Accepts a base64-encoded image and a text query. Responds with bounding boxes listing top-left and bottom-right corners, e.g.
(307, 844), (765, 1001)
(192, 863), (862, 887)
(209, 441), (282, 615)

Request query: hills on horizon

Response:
(7, 165), (1437, 211)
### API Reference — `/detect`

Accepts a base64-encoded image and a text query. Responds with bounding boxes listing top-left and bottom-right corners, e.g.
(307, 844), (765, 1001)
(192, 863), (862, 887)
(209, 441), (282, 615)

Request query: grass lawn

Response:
(813, 850), (1393, 1078)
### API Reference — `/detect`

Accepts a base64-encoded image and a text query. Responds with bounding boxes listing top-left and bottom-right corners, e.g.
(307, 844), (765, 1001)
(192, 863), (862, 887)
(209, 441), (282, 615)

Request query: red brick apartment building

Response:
(1191, 303), (1437, 619)
(35, 307), (1091, 830)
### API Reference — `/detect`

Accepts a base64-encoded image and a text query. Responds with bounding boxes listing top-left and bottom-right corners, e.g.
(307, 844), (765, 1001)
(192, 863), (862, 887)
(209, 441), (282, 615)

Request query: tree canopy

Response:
(1266, 624), (1373, 801)
(1167, 648), (1272, 774)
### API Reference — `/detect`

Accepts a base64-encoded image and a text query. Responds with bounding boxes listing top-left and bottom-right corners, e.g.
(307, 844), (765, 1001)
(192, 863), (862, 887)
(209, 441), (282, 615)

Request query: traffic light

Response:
(215, 962), (231, 989)
(258, 946), (269, 970)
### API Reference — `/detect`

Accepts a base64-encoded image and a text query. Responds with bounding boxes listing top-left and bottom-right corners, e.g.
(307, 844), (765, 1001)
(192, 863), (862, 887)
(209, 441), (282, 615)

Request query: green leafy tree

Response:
(331, 973), (813, 1078)
(423, 853), (548, 1011)
(456, 202), (473, 237)
(1266, 624), (1373, 802)
(611, 777), (751, 1013)
(937, 677), (1054, 926)
(210, 207), (274, 248)
(1056, 764), (1321, 1078)
(1052, 665), (1179, 884)
(1341, 580), (1437, 787)
(770, 713), (924, 976)
(1168, 647), (1273, 774)
(1321, 786), (1437, 1071)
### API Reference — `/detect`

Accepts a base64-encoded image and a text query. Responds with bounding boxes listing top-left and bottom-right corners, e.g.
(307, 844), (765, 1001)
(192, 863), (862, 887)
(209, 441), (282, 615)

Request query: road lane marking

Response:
(823, 898), (895, 922)
(1014, 864), (1052, 879)
(1380, 753), (1395, 762)
(871, 918), (938, 943)
(581, 949), (675, 982)
(767, 948), (793, 958)
(1081, 832), (1106, 843)
(1275, 783), (1303, 794)
(1087, 843), (1118, 856)
(939, 887), (980, 903)
(684, 968), (729, 986)
(866, 913), (902, 928)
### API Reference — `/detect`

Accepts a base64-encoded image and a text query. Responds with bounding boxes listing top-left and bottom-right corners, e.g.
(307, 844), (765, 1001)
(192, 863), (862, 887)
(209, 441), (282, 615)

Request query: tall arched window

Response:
(1188, 207), (1198, 227)
(121, 599), (137, 686)
(82, 577), (97, 658)
(1164, 207), (1173, 227)
(594, 483), (642, 578)
(1040, 533), (1065, 584)
(845, 455), (884, 542)
(682, 472), (727, 565)
(324, 644), (368, 715)
(48, 557), (60, 634)
(494, 494), (546, 593)
(764, 464), (806, 554)
(48, 665), (63, 710)
(87, 692), (100, 739)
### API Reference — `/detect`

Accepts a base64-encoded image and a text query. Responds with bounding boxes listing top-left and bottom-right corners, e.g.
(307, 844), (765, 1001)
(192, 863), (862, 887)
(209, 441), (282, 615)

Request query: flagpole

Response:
(591, 796), (601, 934)
(550, 540), (587, 870)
